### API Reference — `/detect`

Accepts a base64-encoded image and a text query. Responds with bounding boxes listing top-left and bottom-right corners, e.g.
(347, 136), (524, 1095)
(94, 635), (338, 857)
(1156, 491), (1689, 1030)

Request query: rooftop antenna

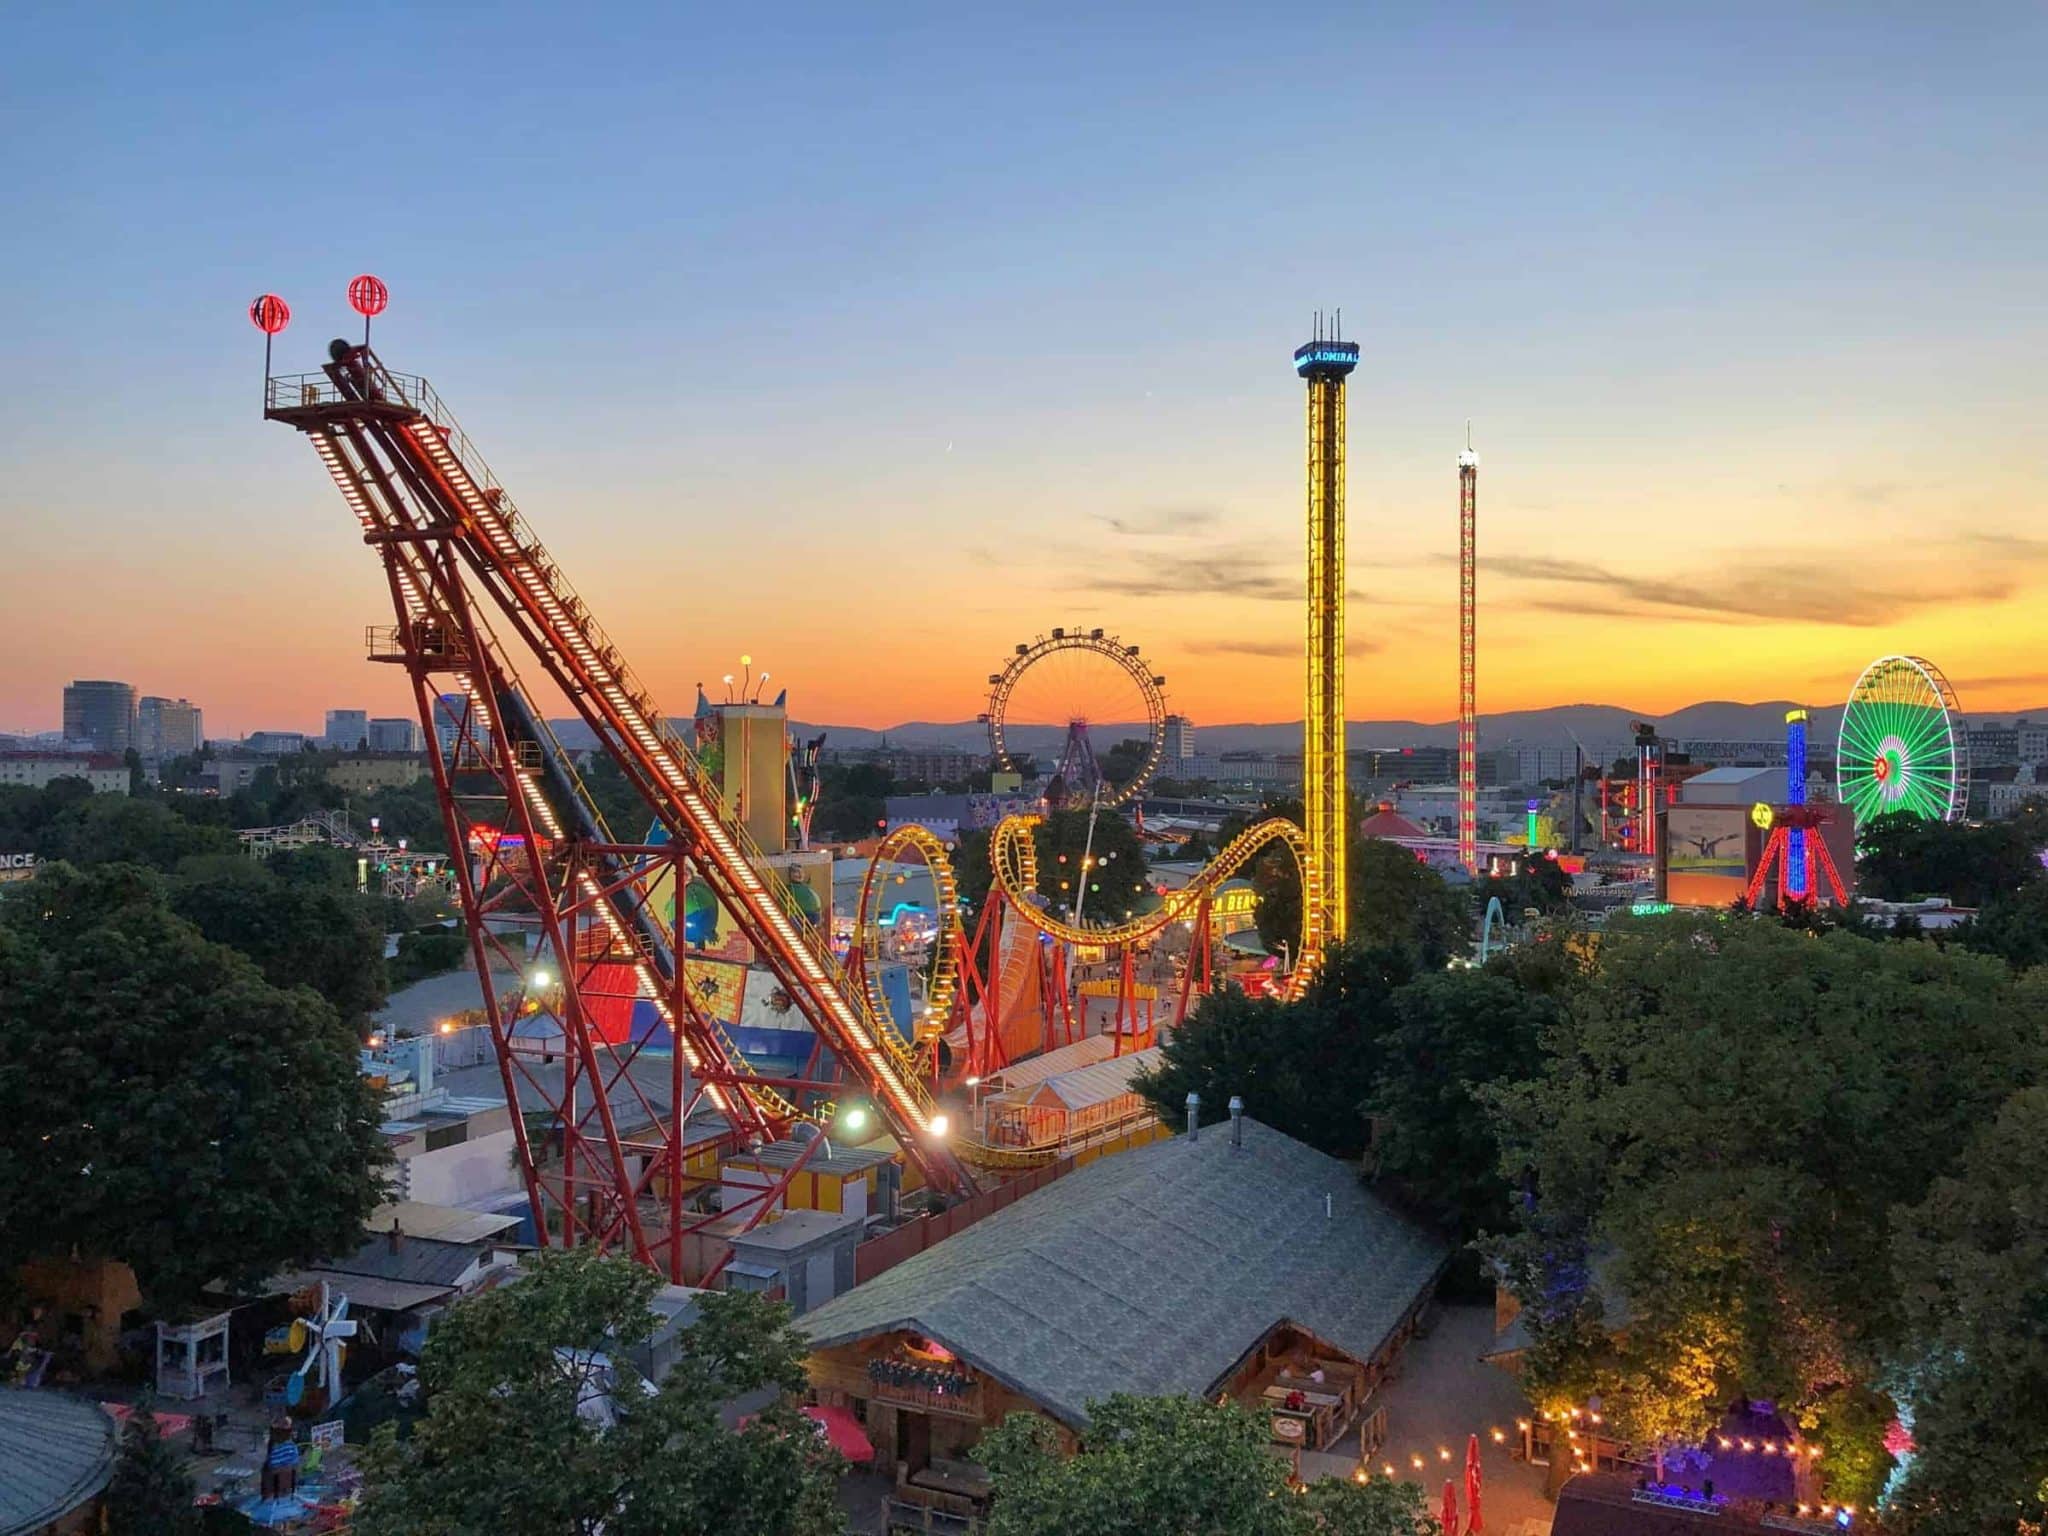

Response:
(1335, 307), (1342, 341)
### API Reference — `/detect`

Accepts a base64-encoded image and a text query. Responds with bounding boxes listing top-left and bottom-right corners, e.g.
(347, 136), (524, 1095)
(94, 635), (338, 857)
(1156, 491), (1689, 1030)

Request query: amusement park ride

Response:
(255, 281), (1343, 1277)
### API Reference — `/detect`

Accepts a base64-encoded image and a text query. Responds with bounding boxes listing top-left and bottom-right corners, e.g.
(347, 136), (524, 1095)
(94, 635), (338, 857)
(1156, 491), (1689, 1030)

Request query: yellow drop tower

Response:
(1294, 326), (1359, 957)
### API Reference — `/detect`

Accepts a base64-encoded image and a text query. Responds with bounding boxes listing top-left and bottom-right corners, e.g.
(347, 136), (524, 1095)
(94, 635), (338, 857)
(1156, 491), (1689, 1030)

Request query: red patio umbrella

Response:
(1465, 1433), (1484, 1533)
(801, 1403), (876, 1463)
(1441, 1478), (1461, 1535)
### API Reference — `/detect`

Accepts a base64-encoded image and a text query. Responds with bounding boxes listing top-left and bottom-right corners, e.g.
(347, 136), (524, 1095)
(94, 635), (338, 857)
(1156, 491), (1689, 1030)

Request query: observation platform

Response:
(1293, 339), (1360, 377)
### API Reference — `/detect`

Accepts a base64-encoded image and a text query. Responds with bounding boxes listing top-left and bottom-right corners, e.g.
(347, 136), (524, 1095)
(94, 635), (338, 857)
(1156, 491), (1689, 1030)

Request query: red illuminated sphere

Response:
(348, 274), (389, 318)
(249, 294), (290, 334)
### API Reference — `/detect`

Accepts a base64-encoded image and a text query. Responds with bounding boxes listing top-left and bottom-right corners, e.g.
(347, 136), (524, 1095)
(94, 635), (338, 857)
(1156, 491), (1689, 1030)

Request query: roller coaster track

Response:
(988, 813), (1315, 997)
(854, 825), (961, 1048)
(839, 812), (1313, 1173)
(267, 346), (971, 1202)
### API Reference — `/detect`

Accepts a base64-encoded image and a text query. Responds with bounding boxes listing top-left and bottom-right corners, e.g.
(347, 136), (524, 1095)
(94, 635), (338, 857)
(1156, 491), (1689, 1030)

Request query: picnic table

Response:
(909, 1455), (990, 1501)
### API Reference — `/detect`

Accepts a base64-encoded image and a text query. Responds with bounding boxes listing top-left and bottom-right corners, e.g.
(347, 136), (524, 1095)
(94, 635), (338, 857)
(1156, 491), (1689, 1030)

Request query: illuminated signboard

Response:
(0, 852), (36, 884)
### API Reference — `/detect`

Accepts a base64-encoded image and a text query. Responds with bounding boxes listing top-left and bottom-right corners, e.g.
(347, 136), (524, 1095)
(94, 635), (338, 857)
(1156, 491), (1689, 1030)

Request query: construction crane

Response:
(265, 335), (973, 1280)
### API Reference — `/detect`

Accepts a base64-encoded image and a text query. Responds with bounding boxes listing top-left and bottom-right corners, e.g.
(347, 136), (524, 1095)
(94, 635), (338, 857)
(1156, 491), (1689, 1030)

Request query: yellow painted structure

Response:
(1296, 333), (1358, 957)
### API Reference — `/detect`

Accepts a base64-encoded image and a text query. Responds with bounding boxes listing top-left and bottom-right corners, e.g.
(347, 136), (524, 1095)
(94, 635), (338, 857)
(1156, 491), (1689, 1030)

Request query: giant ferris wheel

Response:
(982, 627), (1168, 809)
(1837, 655), (1969, 827)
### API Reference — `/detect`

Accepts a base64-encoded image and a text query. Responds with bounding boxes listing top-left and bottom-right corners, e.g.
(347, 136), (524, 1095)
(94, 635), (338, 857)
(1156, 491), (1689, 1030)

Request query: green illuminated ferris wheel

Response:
(1836, 655), (1968, 827)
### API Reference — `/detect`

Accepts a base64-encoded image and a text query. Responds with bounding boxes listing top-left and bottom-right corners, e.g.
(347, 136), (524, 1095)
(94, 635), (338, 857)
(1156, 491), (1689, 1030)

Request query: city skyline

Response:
(5, 6), (2045, 736)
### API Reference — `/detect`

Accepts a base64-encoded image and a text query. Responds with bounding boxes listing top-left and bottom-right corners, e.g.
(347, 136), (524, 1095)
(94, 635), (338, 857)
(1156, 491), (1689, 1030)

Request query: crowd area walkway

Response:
(1302, 1303), (1553, 1535)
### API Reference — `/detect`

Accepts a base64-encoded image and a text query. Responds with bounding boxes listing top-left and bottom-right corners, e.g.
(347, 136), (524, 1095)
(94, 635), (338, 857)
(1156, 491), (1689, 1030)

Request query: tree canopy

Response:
(0, 862), (389, 1306)
(977, 1393), (1434, 1536)
(1137, 940), (1552, 1260)
(1855, 806), (2046, 908)
(354, 1248), (841, 1536)
(169, 853), (388, 1029)
(1887, 1085), (2048, 1534)
(1489, 914), (2048, 1487)
(105, 1394), (199, 1536)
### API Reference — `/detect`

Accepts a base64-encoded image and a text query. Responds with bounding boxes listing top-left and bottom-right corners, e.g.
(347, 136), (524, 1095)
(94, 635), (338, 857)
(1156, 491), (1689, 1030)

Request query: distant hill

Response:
(547, 698), (2041, 756)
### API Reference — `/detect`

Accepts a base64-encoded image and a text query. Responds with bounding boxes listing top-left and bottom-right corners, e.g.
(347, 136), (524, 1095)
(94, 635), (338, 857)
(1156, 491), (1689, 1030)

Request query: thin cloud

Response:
(1949, 672), (2048, 693)
(1184, 636), (1382, 658)
(1478, 548), (2038, 628)
(1095, 506), (1223, 537)
(1080, 548), (1298, 602)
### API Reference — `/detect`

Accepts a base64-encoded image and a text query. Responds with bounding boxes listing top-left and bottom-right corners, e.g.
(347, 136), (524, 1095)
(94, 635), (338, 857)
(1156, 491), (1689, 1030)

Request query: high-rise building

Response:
(1163, 714), (1195, 763)
(368, 717), (421, 753)
(324, 709), (370, 751)
(62, 680), (137, 753)
(138, 696), (203, 759)
(433, 693), (470, 760)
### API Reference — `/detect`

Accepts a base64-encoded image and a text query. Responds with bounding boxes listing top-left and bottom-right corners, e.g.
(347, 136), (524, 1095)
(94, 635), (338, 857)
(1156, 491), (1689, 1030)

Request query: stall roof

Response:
(0, 1389), (116, 1536)
(802, 1118), (1449, 1427)
(982, 1034), (1116, 1093)
(1026, 1047), (1163, 1111)
(263, 1269), (458, 1313)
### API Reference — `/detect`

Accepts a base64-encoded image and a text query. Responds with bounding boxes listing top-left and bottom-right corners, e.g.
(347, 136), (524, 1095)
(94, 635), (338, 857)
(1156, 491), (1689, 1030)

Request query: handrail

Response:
(987, 813), (1314, 997)
(328, 354), (952, 1176)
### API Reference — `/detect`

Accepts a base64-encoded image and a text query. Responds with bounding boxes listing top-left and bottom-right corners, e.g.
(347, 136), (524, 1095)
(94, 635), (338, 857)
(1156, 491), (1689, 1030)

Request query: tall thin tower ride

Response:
(1295, 321), (1359, 954)
(1458, 429), (1479, 875)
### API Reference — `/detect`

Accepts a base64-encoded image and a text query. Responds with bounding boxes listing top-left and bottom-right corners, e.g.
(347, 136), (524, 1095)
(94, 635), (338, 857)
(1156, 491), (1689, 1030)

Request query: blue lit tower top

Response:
(1784, 709), (1808, 806)
(1786, 708), (1809, 899)
(1294, 339), (1361, 378)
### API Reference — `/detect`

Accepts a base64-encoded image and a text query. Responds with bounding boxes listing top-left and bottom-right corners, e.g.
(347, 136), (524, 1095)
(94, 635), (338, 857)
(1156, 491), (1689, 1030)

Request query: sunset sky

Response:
(4, 5), (2045, 737)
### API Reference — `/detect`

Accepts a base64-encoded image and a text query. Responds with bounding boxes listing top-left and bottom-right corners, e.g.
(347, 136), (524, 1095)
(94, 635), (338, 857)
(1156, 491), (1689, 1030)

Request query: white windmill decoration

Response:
(284, 1282), (357, 1409)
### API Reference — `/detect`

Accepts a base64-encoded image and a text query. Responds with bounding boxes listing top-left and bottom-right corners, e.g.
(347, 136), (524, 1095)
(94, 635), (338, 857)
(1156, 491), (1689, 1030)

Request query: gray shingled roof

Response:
(801, 1119), (1449, 1427)
(328, 1231), (490, 1287)
(0, 1389), (115, 1535)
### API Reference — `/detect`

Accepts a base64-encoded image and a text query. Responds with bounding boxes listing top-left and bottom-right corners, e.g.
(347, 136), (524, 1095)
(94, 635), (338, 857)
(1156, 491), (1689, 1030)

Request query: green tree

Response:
(0, 862), (389, 1306)
(169, 855), (389, 1029)
(1030, 807), (1149, 921)
(1959, 877), (2048, 971)
(353, 1248), (840, 1536)
(1135, 940), (1413, 1159)
(977, 1394), (1434, 1536)
(1297, 1477), (1437, 1536)
(1100, 737), (1153, 789)
(1352, 839), (1470, 969)
(1856, 810), (2041, 908)
(1805, 1384), (1898, 1514)
(1490, 917), (2048, 1441)
(1888, 1086), (2048, 1535)
(576, 753), (654, 840)
(1366, 970), (1554, 1248)
(976, 1394), (1295, 1536)
(33, 792), (238, 871)
(812, 762), (895, 841)
(105, 1396), (198, 1536)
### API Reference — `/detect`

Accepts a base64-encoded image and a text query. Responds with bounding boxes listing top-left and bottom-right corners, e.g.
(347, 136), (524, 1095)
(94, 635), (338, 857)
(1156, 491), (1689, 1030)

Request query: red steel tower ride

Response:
(265, 335), (973, 1278)
(1457, 431), (1478, 875)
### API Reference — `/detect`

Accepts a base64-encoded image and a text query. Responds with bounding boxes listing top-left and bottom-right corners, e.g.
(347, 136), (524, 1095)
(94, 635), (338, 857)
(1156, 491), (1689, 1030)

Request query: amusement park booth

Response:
(1660, 768), (1856, 910)
(800, 1117), (1447, 1514)
(978, 1044), (1167, 1155)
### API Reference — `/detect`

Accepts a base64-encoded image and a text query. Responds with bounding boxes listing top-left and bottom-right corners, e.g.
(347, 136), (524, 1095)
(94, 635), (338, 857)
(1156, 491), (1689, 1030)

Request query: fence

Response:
(855, 1157), (1075, 1285)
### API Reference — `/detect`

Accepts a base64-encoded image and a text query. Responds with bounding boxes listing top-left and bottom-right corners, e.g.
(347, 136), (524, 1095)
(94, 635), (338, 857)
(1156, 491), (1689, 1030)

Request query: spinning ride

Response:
(1837, 656), (1967, 827)
(983, 628), (1167, 808)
